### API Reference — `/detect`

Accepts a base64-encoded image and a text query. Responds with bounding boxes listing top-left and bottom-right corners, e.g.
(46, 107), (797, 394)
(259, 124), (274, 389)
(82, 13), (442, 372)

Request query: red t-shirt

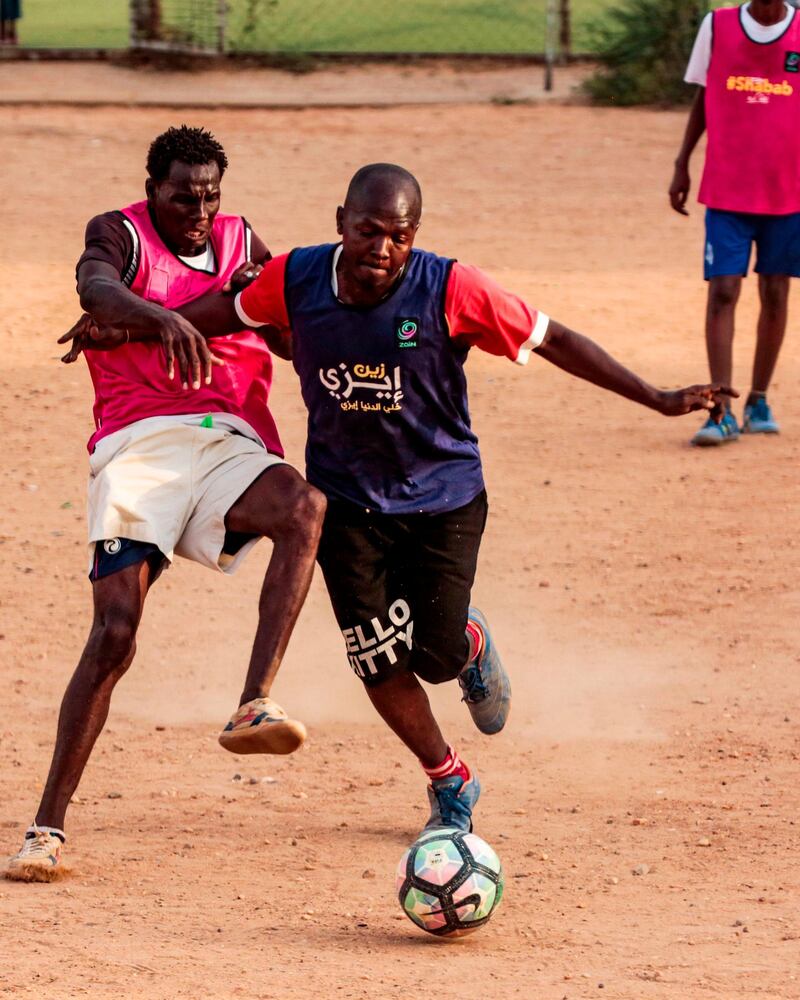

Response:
(237, 253), (549, 363)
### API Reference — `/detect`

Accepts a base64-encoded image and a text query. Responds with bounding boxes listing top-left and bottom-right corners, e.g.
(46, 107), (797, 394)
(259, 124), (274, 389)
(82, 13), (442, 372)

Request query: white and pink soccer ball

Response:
(396, 827), (504, 937)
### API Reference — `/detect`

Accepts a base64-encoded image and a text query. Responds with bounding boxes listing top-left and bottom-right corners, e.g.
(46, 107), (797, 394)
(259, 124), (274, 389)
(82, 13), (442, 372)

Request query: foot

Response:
(218, 697), (307, 755)
(5, 826), (66, 882)
(743, 397), (779, 435)
(458, 607), (511, 735)
(691, 410), (740, 447)
(424, 768), (481, 833)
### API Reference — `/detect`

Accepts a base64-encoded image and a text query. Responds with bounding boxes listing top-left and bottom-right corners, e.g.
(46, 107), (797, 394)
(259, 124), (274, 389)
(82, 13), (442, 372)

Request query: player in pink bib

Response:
(670, 0), (800, 445)
(5, 127), (326, 882)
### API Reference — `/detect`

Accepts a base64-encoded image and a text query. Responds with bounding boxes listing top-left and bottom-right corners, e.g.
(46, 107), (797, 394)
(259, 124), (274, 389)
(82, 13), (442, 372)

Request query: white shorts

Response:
(87, 416), (286, 575)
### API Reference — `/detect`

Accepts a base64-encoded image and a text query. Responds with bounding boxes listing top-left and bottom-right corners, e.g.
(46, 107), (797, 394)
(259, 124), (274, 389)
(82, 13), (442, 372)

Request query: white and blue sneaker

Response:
(458, 607), (511, 735)
(743, 397), (779, 435)
(691, 410), (740, 447)
(425, 769), (481, 833)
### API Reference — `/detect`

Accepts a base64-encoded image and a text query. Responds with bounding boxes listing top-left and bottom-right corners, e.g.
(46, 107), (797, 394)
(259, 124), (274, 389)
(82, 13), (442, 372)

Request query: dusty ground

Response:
(0, 58), (589, 107)
(1, 66), (799, 1000)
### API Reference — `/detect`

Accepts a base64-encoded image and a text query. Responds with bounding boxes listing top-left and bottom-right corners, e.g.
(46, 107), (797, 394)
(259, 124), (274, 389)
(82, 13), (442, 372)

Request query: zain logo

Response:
(104, 538), (122, 555)
(396, 317), (419, 348)
(785, 51), (800, 73)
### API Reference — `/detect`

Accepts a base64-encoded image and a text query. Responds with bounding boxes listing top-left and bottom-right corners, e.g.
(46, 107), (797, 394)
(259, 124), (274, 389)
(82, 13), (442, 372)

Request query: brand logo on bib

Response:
(785, 51), (800, 73)
(726, 74), (794, 97)
(396, 317), (419, 349)
(104, 538), (122, 555)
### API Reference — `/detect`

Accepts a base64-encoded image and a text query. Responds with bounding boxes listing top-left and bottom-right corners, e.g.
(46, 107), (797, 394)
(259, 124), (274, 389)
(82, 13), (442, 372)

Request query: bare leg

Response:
(35, 560), (156, 830)
(364, 671), (448, 769)
(751, 273), (790, 398)
(705, 275), (742, 402)
(224, 466), (326, 704)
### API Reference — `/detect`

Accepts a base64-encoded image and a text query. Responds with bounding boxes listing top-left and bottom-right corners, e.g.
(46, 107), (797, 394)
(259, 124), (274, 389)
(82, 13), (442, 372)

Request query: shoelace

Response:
(21, 830), (56, 857)
(431, 782), (471, 827)
(459, 664), (488, 702)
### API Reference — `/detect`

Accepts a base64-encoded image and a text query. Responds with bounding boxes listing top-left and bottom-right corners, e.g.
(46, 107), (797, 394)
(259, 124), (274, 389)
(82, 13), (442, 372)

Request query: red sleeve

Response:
(444, 262), (549, 365)
(237, 253), (290, 330)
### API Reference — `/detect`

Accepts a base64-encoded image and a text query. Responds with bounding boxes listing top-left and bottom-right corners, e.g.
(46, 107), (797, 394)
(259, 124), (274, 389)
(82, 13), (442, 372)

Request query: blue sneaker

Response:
(458, 607), (511, 735)
(743, 397), (779, 435)
(425, 768), (481, 832)
(691, 410), (740, 447)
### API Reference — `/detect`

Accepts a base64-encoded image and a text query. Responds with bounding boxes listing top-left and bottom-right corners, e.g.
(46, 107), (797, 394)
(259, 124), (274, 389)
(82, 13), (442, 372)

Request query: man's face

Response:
(146, 159), (221, 255)
(336, 191), (419, 298)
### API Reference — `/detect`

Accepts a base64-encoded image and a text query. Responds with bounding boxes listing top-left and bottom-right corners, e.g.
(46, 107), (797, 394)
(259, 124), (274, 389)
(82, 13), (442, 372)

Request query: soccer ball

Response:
(395, 827), (504, 937)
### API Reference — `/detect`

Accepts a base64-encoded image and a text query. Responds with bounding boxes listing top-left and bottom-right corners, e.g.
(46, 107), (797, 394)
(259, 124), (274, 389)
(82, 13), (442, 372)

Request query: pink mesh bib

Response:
(699, 5), (800, 214)
(84, 200), (282, 455)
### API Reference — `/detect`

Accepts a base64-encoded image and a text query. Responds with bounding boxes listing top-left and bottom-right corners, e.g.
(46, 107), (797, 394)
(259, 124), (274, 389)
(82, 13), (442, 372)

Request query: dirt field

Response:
(1, 67), (799, 1000)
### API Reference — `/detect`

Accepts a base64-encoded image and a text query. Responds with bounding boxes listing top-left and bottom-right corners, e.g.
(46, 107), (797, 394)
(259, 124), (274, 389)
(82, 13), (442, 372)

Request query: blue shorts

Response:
(704, 209), (800, 280)
(89, 538), (165, 582)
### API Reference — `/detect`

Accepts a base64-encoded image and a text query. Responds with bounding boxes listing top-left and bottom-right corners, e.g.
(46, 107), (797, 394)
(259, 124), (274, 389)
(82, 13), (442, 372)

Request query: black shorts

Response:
(316, 490), (488, 687)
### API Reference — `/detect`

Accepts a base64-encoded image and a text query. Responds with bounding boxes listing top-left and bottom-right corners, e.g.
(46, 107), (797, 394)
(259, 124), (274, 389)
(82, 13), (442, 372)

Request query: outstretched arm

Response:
(176, 291), (292, 360)
(534, 320), (735, 417)
(669, 86), (706, 216)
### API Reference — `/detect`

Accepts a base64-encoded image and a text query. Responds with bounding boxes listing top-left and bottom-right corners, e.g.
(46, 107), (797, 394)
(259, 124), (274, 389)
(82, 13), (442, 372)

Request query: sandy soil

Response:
(1, 72), (799, 1000)
(0, 59), (589, 107)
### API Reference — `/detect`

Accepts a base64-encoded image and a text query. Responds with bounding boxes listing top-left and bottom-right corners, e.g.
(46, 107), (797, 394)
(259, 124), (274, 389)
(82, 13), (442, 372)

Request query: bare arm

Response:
(64, 226), (279, 377)
(669, 87), (706, 216)
(534, 319), (735, 417)
(63, 267), (292, 366)
(178, 292), (292, 360)
(76, 259), (220, 388)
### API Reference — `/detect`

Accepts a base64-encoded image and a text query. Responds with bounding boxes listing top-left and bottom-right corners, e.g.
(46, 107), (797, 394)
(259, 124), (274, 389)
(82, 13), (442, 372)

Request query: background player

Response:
(670, 0), (800, 445)
(61, 163), (735, 839)
(5, 126), (325, 882)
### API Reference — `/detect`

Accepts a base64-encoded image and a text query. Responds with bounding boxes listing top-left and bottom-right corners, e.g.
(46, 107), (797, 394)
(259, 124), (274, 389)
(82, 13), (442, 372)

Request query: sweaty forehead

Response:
(165, 160), (221, 190)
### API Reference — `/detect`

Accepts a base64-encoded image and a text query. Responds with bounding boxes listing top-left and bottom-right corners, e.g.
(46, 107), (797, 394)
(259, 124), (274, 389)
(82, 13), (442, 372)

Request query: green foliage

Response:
(584, 0), (706, 106)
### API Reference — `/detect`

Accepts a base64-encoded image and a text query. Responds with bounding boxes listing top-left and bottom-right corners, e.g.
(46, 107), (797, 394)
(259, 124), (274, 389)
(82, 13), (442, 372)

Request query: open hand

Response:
(659, 384), (739, 419)
(58, 313), (128, 363)
(155, 313), (225, 389)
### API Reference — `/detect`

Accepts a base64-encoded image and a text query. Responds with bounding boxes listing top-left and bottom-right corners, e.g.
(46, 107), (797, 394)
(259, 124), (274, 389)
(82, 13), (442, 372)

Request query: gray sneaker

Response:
(457, 607), (511, 735)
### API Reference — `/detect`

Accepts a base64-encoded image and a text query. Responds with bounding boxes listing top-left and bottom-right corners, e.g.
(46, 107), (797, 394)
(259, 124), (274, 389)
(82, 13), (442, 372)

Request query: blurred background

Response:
(10, 0), (603, 56)
(5, 1), (777, 106)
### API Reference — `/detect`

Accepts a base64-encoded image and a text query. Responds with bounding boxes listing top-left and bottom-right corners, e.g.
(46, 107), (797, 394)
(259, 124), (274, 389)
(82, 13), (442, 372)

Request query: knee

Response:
(89, 607), (138, 676)
(760, 276), (789, 314)
(283, 483), (327, 547)
(708, 278), (741, 313)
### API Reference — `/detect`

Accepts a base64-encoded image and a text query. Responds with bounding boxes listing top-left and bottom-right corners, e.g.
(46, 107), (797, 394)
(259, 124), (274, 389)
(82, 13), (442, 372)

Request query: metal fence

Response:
(129, 0), (563, 56)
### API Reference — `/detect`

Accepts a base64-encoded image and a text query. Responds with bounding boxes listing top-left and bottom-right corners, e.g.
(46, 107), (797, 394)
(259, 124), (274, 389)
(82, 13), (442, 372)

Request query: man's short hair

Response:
(146, 125), (229, 182)
(345, 163), (422, 222)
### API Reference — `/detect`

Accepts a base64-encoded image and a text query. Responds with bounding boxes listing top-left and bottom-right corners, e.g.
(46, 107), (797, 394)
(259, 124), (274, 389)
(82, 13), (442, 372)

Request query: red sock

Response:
(422, 745), (470, 784)
(465, 620), (483, 664)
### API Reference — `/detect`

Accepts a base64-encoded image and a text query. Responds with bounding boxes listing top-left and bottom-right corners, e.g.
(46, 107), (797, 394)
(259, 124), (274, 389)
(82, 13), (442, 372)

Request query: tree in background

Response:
(584, 0), (706, 106)
(132, 0), (162, 42)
